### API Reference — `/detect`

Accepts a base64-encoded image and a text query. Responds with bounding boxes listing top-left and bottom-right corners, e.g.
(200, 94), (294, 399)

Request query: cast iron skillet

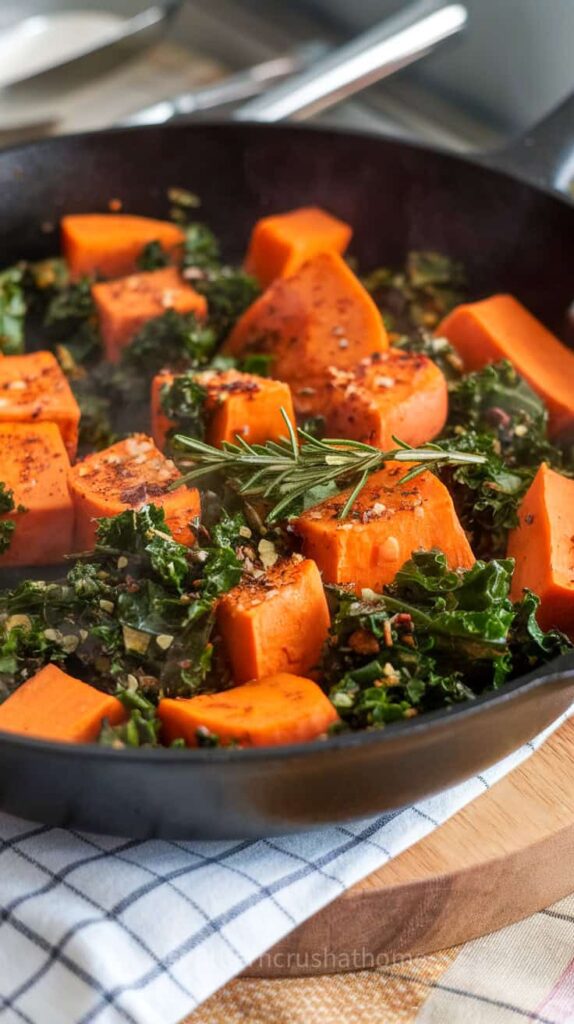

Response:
(0, 97), (573, 839)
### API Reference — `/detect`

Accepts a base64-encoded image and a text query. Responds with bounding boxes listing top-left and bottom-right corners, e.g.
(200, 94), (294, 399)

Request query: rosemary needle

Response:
(173, 409), (487, 521)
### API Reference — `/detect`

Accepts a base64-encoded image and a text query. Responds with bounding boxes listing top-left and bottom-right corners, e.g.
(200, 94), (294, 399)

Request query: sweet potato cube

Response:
(151, 368), (295, 450)
(0, 351), (80, 459)
(245, 206), (352, 288)
(92, 267), (207, 363)
(0, 422), (74, 566)
(159, 673), (339, 748)
(292, 349), (448, 446)
(0, 664), (126, 743)
(217, 556), (330, 684)
(68, 433), (200, 551)
(507, 463), (574, 637)
(437, 294), (574, 436)
(61, 213), (185, 280)
(224, 251), (388, 387)
(295, 464), (475, 593)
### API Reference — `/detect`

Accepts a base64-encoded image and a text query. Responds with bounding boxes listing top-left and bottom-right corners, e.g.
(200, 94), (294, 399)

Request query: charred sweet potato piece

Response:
(92, 267), (207, 363)
(159, 673), (339, 748)
(295, 464), (475, 593)
(0, 422), (74, 566)
(68, 434), (200, 550)
(216, 556), (330, 684)
(292, 349), (448, 446)
(507, 463), (574, 637)
(0, 351), (80, 459)
(151, 367), (295, 450)
(437, 294), (574, 436)
(61, 214), (184, 280)
(0, 664), (126, 743)
(224, 251), (388, 387)
(245, 206), (352, 288)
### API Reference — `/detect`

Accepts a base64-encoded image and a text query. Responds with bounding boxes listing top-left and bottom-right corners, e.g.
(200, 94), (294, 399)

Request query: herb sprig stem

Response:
(173, 410), (487, 521)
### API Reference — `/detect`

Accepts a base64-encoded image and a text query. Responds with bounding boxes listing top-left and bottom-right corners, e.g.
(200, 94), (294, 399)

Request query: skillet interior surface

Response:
(0, 121), (573, 838)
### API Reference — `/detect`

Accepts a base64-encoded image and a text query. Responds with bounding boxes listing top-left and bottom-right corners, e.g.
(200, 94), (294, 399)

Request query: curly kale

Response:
(439, 362), (574, 558)
(137, 240), (170, 272)
(323, 551), (571, 729)
(0, 266), (26, 354)
(160, 372), (207, 444)
(122, 309), (217, 376)
(192, 267), (260, 344)
(0, 506), (247, 719)
(362, 250), (465, 335)
(0, 483), (26, 555)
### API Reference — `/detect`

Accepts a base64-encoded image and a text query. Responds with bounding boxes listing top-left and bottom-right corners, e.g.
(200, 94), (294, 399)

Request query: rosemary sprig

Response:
(173, 409), (487, 521)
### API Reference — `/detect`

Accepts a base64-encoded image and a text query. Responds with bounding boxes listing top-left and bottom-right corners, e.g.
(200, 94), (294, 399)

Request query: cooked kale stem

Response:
(174, 408), (487, 521)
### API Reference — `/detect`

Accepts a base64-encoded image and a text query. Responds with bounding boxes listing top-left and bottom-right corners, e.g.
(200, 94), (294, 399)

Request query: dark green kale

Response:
(439, 362), (573, 558)
(394, 330), (464, 382)
(182, 223), (221, 270)
(446, 360), (563, 468)
(0, 505), (247, 709)
(160, 372), (207, 443)
(0, 266), (26, 354)
(137, 240), (170, 271)
(438, 430), (527, 559)
(73, 389), (117, 453)
(0, 483), (25, 555)
(43, 277), (101, 362)
(323, 551), (571, 729)
(193, 267), (260, 344)
(122, 309), (217, 376)
(362, 251), (465, 335)
(98, 690), (163, 748)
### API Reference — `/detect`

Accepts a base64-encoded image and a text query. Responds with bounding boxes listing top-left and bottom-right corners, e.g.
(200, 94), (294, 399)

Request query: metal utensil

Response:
(235, 0), (468, 123)
(0, 2), (181, 92)
(121, 0), (466, 128)
(120, 42), (329, 127)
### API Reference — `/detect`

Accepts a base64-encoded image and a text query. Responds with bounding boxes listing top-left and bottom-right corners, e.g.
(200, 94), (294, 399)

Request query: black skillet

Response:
(0, 68), (573, 837)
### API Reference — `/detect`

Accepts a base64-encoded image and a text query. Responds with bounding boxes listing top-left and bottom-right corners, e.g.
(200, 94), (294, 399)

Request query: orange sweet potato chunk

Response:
(0, 351), (80, 459)
(92, 267), (207, 363)
(292, 349), (448, 446)
(0, 664), (126, 743)
(295, 463), (475, 593)
(151, 368), (295, 451)
(61, 214), (185, 280)
(245, 206), (352, 288)
(68, 434), (200, 551)
(217, 556), (330, 684)
(507, 463), (574, 637)
(0, 422), (74, 566)
(159, 673), (339, 748)
(224, 251), (388, 386)
(437, 294), (574, 436)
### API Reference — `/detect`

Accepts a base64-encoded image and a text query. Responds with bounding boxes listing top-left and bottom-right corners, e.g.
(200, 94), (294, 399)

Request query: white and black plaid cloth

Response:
(0, 714), (569, 1024)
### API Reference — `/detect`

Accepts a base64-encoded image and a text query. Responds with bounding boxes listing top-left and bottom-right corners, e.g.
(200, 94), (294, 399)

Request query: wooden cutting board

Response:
(246, 715), (574, 976)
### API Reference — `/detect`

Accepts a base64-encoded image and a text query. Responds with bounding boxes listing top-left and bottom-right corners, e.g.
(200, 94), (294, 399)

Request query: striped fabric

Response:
(192, 894), (574, 1024)
(0, 712), (569, 1024)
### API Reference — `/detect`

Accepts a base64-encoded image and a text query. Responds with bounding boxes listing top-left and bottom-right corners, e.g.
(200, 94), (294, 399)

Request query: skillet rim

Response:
(0, 118), (572, 767)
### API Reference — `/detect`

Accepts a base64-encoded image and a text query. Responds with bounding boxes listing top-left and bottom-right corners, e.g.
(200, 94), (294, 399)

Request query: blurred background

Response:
(0, 0), (572, 152)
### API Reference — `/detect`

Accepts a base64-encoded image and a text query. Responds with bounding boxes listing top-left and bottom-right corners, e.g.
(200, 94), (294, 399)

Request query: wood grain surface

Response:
(246, 716), (574, 976)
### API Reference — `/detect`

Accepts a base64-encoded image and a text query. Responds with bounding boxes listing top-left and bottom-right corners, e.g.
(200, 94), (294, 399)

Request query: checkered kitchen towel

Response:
(0, 714), (570, 1024)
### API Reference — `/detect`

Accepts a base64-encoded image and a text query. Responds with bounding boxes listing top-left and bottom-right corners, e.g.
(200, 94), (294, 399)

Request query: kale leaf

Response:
(193, 267), (260, 344)
(0, 266), (26, 354)
(362, 251), (465, 335)
(323, 550), (571, 729)
(0, 483), (25, 555)
(160, 372), (207, 443)
(137, 240), (170, 272)
(122, 309), (217, 376)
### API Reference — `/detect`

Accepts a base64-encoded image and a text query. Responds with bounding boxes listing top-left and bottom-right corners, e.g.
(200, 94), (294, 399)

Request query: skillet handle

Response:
(486, 92), (574, 196)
